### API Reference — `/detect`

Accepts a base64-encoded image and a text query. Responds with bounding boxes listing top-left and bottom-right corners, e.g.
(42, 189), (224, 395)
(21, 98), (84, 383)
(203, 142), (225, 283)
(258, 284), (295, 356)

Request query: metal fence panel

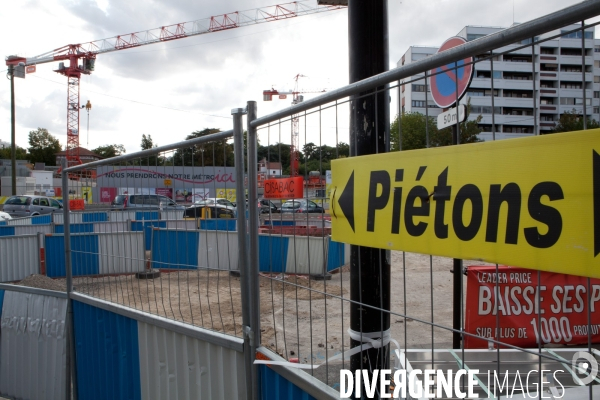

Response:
(73, 300), (142, 400)
(98, 232), (145, 275)
(138, 321), (246, 399)
(197, 230), (239, 271)
(285, 236), (328, 275)
(0, 291), (67, 400)
(0, 224), (53, 237)
(0, 235), (39, 282)
(46, 234), (99, 277)
(4, 214), (52, 226)
(151, 229), (199, 270)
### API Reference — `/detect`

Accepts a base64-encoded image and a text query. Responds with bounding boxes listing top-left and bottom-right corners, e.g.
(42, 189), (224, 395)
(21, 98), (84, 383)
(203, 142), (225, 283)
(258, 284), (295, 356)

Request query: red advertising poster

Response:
(100, 187), (117, 203)
(465, 266), (600, 349)
(155, 188), (173, 198)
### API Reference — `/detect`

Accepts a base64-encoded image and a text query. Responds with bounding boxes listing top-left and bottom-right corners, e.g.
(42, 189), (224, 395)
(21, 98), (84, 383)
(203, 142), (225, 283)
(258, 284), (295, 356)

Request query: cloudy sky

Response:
(0, 0), (594, 155)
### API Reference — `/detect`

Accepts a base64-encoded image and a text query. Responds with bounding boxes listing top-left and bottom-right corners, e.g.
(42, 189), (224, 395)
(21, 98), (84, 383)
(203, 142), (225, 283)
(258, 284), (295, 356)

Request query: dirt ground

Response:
(17, 250), (492, 388)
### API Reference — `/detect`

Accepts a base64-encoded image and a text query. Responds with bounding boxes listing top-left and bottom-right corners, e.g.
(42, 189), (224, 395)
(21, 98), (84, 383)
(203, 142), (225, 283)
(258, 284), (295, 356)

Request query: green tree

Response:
(391, 105), (483, 151)
(27, 128), (62, 165)
(0, 145), (28, 160)
(173, 128), (233, 166)
(390, 112), (438, 151)
(140, 134), (161, 166)
(92, 144), (126, 159)
(550, 109), (600, 133)
(257, 142), (291, 174)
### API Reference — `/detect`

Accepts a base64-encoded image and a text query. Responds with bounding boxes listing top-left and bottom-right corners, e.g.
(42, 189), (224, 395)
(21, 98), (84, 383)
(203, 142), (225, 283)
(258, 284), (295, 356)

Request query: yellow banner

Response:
(331, 129), (600, 278)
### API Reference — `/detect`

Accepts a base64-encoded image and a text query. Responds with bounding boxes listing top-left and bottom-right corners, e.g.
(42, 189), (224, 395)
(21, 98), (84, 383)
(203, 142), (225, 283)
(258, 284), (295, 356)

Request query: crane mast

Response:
(5, 1), (344, 172)
(262, 74), (325, 177)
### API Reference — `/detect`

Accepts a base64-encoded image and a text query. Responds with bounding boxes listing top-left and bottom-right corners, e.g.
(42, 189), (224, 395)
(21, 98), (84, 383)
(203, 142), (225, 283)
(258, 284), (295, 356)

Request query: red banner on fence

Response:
(465, 265), (600, 349)
(263, 177), (304, 199)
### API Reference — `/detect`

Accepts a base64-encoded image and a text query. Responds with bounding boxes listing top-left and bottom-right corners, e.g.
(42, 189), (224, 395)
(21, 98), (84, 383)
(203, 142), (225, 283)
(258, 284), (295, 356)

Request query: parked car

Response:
(259, 199), (279, 214)
(111, 194), (185, 211)
(184, 204), (236, 219)
(3, 195), (63, 218)
(0, 211), (12, 221)
(200, 197), (237, 210)
(279, 199), (325, 213)
(186, 198), (237, 215)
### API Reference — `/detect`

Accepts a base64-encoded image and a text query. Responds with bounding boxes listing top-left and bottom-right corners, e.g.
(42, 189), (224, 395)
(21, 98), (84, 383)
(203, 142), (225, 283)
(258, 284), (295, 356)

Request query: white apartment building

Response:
(398, 24), (600, 141)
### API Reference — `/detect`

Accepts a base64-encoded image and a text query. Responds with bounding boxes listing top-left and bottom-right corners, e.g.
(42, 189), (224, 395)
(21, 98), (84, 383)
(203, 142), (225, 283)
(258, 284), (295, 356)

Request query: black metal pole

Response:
(9, 64), (17, 195)
(348, 1), (391, 397)
(452, 125), (462, 349)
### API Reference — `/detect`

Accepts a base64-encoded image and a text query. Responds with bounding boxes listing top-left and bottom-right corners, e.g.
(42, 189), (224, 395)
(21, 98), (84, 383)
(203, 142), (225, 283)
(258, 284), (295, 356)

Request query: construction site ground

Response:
(15, 250), (491, 389)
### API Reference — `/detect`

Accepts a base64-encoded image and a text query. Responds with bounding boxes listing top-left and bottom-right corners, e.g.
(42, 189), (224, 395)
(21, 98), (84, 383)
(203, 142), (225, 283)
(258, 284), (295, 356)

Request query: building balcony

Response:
(493, 61), (535, 73)
(559, 55), (592, 66)
(559, 71), (592, 82)
(539, 72), (558, 79)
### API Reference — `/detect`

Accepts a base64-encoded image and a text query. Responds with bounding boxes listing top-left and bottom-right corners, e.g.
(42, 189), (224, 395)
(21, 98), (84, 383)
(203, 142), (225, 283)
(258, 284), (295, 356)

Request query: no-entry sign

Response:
(429, 37), (474, 109)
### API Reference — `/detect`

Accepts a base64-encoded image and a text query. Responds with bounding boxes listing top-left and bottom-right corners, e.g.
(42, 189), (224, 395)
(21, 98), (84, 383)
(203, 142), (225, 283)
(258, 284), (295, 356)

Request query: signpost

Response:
(331, 129), (600, 279)
(428, 36), (474, 348)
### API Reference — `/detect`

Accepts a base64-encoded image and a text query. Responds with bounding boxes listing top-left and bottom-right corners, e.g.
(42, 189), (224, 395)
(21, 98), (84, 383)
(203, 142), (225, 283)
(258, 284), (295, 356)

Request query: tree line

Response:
(4, 109), (595, 168)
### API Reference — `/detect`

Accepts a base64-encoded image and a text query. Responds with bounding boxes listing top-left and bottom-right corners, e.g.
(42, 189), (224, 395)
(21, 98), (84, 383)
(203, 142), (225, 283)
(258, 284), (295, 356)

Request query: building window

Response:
(561, 65), (583, 73)
(504, 108), (533, 116)
(560, 82), (582, 89)
(412, 84), (427, 92)
(504, 73), (532, 80)
(504, 126), (534, 133)
(493, 71), (502, 79)
(470, 106), (501, 114)
(504, 55), (532, 63)
(561, 30), (594, 39)
(595, 91), (600, 98)
(560, 48), (583, 56)
(560, 98), (591, 105)
(412, 100), (426, 108)
(504, 90), (533, 98)
(479, 125), (501, 132)
(467, 89), (499, 97)
(519, 37), (539, 45)
(467, 33), (487, 41)
(594, 107), (600, 113)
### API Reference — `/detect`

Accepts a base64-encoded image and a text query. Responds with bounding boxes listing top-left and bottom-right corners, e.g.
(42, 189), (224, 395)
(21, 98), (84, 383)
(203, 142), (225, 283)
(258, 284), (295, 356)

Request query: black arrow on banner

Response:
(595, 151), (600, 256)
(339, 171), (355, 232)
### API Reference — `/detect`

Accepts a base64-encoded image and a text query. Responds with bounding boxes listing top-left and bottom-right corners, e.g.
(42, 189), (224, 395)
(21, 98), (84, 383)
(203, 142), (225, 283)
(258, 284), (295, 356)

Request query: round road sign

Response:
(429, 36), (474, 109)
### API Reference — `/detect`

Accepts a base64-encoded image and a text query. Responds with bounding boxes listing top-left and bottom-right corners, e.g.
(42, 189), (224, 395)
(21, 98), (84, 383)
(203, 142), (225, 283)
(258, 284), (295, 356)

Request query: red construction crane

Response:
(5, 1), (345, 172)
(262, 74), (325, 177)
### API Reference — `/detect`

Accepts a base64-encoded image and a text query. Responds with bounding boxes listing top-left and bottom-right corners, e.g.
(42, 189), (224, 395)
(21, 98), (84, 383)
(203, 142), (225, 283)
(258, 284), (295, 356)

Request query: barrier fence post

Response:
(233, 107), (255, 399)
(246, 101), (261, 400)
(37, 232), (46, 275)
(62, 158), (78, 400)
